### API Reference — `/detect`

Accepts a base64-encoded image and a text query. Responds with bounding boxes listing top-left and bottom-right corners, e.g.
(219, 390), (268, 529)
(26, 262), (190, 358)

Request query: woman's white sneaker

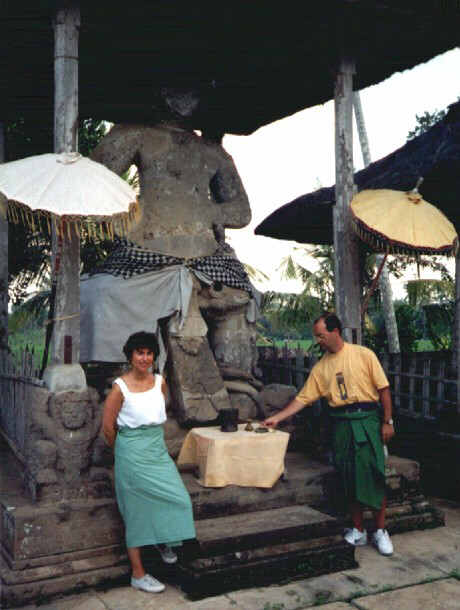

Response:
(156, 544), (178, 564)
(344, 527), (368, 546)
(131, 573), (165, 593)
(372, 529), (394, 555)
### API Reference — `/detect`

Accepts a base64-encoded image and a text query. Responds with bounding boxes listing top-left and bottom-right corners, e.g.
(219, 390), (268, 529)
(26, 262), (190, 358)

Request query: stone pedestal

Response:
(0, 437), (444, 607)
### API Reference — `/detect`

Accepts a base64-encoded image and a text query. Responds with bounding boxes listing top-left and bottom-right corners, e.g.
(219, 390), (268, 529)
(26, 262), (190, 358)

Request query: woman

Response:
(103, 331), (196, 594)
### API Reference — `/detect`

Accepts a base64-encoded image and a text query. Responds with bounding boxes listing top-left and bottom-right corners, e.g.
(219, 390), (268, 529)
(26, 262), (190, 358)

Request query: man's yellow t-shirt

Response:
(296, 342), (389, 408)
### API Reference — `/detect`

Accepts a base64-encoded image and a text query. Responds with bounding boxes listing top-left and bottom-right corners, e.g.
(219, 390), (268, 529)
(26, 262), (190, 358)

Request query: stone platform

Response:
(0, 437), (444, 607)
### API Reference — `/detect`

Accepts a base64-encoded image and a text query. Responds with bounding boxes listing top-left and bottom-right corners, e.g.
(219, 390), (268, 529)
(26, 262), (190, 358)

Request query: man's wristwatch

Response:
(385, 418), (394, 426)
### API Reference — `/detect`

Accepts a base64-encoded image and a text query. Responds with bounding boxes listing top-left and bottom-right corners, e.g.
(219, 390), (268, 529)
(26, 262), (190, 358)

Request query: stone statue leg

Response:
(165, 277), (232, 425)
(199, 283), (262, 421)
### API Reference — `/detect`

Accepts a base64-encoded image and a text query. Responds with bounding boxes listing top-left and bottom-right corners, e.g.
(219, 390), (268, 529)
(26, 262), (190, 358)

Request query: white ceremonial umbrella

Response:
(0, 151), (139, 374)
(0, 151), (138, 239)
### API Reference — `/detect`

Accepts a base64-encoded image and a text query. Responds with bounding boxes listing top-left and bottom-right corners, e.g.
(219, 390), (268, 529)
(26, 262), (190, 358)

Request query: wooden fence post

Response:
(0, 122), (7, 360)
(422, 358), (431, 418)
(295, 347), (305, 390)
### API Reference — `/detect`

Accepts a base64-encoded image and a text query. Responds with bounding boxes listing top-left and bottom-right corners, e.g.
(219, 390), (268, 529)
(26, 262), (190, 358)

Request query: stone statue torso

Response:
(92, 124), (251, 258)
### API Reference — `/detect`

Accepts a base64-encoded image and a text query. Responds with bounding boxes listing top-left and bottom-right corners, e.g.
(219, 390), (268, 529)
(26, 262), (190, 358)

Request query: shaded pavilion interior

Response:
(1, 2), (459, 150)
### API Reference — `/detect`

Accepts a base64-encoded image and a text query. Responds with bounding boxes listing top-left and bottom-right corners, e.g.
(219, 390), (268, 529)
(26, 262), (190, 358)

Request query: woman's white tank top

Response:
(114, 374), (167, 428)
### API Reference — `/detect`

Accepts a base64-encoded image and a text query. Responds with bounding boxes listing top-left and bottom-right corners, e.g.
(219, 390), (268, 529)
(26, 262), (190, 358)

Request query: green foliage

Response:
(406, 278), (454, 307)
(8, 229), (50, 305)
(278, 245), (335, 311)
(407, 108), (447, 140)
(394, 301), (424, 352)
(261, 291), (322, 338)
(423, 302), (454, 350)
(78, 119), (108, 157)
(8, 307), (47, 370)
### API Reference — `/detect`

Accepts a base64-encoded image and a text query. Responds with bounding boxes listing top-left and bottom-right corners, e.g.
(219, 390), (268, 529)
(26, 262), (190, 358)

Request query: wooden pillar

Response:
(44, 2), (85, 391)
(0, 122), (8, 354)
(333, 57), (361, 344)
(352, 91), (400, 353)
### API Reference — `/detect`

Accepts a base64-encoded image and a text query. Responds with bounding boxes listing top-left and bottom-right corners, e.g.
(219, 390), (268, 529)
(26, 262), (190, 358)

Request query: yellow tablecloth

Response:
(177, 424), (290, 488)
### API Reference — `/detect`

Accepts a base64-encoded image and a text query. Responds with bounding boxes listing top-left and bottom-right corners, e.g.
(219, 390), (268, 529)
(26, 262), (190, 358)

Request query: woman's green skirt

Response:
(330, 410), (386, 511)
(114, 424), (196, 549)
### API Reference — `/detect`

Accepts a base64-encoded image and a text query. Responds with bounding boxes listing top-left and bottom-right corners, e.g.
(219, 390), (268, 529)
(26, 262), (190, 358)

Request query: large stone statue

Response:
(82, 89), (262, 430)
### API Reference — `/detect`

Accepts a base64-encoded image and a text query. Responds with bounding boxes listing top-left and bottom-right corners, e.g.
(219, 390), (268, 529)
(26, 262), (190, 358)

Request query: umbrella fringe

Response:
(5, 198), (139, 241)
(351, 216), (456, 257)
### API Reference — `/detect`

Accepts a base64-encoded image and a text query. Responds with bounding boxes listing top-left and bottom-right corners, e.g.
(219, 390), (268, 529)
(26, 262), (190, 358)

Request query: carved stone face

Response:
(60, 402), (88, 430)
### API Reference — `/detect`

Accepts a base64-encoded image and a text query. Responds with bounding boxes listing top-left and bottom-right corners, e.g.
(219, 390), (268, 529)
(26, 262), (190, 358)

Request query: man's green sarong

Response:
(330, 410), (385, 511)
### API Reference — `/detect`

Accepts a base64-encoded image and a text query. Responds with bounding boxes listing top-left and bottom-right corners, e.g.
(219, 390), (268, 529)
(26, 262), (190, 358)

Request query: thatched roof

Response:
(255, 100), (460, 244)
(0, 2), (458, 150)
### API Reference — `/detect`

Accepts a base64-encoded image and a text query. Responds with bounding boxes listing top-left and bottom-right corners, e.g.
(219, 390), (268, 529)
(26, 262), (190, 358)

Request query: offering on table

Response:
(255, 425), (269, 433)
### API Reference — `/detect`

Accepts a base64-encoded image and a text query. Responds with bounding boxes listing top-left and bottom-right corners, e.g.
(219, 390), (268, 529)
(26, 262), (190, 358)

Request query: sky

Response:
(223, 47), (460, 297)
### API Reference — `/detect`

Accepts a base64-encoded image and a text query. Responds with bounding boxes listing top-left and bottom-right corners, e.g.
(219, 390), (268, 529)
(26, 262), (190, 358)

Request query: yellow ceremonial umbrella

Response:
(351, 188), (458, 256)
(350, 187), (458, 317)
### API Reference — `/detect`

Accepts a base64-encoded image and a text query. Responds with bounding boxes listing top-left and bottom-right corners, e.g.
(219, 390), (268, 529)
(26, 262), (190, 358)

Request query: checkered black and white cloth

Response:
(90, 238), (253, 294)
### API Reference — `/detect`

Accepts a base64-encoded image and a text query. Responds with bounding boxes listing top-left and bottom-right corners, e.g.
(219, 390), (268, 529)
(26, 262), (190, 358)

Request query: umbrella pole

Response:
(40, 279), (57, 378)
(40, 231), (61, 378)
(361, 252), (389, 320)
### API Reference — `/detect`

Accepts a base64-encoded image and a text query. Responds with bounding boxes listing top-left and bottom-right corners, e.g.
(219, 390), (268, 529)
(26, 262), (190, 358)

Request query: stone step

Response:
(182, 452), (426, 520)
(192, 504), (343, 553)
(0, 438), (444, 606)
(178, 504), (357, 599)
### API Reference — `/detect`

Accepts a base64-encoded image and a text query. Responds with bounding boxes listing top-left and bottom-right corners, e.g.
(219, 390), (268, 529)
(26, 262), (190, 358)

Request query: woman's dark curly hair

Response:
(122, 331), (160, 362)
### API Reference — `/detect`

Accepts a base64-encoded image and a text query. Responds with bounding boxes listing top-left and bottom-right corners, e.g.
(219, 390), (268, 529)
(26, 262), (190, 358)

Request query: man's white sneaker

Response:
(156, 544), (178, 564)
(372, 529), (394, 556)
(131, 573), (165, 593)
(344, 527), (367, 546)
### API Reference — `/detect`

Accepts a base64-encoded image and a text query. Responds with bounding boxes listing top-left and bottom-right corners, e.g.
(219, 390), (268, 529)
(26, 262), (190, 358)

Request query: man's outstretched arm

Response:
(264, 398), (308, 428)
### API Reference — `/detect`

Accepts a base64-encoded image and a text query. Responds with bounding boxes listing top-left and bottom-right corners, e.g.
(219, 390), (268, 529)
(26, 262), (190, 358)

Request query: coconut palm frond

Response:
(243, 263), (269, 283)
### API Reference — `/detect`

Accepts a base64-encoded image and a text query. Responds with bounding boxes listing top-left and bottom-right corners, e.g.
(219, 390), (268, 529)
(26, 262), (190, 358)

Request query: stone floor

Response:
(14, 498), (460, 610)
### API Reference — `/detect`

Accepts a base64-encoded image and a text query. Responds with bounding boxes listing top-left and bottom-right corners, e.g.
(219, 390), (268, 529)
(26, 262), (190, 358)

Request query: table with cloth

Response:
(177, 424), (290, 488)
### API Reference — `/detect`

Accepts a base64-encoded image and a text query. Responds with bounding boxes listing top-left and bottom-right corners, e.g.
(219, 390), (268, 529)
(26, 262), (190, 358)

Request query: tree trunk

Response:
(353, 91), (400, 353)
(333, 57), (361, 344)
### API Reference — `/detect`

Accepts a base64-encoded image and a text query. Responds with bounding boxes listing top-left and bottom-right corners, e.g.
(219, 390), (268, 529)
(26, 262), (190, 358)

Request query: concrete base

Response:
(0, 442), (444, 608)
(42, 364), (87, 393)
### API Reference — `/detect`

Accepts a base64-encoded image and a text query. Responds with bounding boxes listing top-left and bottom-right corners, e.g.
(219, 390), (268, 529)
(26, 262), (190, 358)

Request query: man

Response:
(264, 312), (395, 555)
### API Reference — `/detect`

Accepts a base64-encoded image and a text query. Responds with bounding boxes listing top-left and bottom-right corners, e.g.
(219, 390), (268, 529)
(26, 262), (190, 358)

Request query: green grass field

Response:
(256, 338), (313, 351)
(8, 325), (46, 372)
